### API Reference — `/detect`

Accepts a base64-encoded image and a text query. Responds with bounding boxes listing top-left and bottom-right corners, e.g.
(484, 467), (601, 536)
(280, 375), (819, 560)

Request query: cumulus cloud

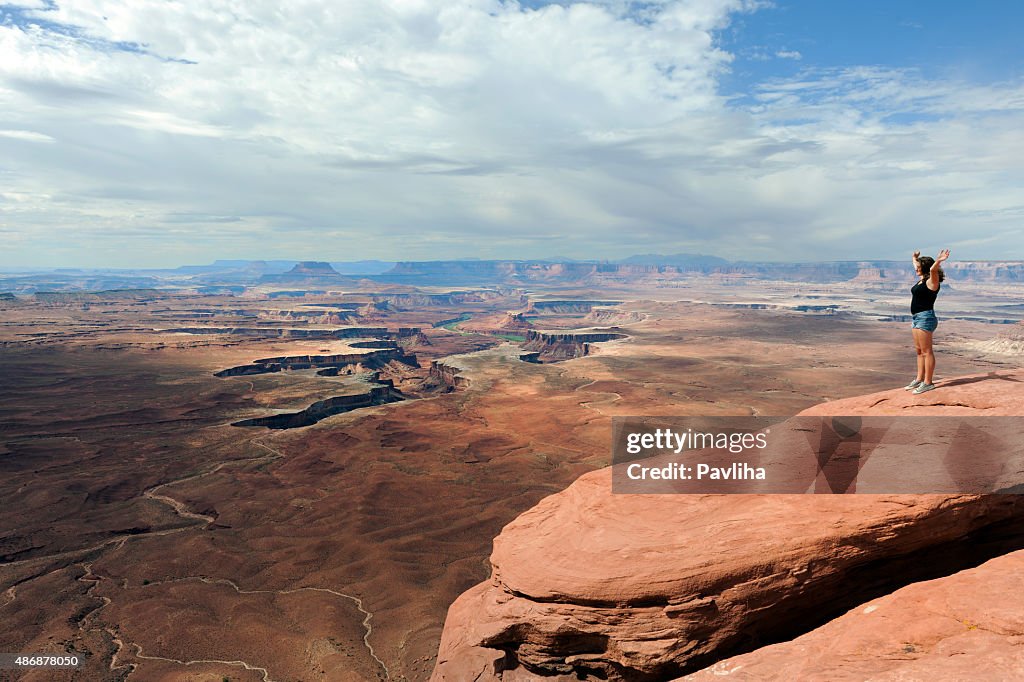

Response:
(0, 0), (1022, 266)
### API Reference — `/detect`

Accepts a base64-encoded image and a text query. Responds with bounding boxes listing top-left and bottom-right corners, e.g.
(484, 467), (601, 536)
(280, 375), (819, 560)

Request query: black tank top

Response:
(911, 279), (939, 314)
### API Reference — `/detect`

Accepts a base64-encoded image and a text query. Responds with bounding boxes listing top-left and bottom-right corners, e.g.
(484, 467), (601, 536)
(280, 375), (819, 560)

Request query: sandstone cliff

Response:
(520, 330), (627, 362)
(681, 548), (1024, 680)
(499, 312), (533, 331)
(427, 361), (470, 391)
(257, 261), (349, 284)
(214, 348), (419, 377)
(432, 370), (1024, 681)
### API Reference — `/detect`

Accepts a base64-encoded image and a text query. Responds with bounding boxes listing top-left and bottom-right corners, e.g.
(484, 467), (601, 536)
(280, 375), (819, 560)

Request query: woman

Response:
(905, 248), (950, 394)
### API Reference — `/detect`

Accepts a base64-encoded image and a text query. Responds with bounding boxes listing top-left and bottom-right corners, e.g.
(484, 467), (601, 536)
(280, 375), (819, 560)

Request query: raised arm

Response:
(929, 248), (950, 289)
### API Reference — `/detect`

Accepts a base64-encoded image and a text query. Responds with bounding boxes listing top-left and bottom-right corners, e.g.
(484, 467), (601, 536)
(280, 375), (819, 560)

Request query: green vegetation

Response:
(433, 313), (472, 330)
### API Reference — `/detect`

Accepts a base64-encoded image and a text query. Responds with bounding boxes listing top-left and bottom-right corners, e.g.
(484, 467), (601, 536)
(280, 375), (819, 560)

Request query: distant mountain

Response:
(8, 257), (1024, 293)
(288, 261), (340, 275)
(329, 260), (396, 275)
(258, 261), (351, 284)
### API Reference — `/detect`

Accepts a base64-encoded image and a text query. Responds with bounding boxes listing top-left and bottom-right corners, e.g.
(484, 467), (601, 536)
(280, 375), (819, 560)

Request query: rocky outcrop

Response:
(583, 308), (645, 325)
(357, 300), (391, 320)
(215, 348), (419, 377)
(799, 369), (1024, 416)
(969, 322), (1024, 356)
(528, 300), (622, 314)
(257, 309), (358, 325)
(432, 370), (1024, 681)
(164, 326), (419, 340)
(427, 361), (470, 391)
(348, 340), (399, 349)
(520, 330), (626, 362)
(258, 261), (348, 284)
(299, 302), (363, 310)
(368, 291), (517, 310)
(456, 311), (535, 335)
(34, 289), (162, 304)
(499, 312), (532, 331)
(165, 326), (385, 338)
(215, 363), (283, 377)
(231, 379), (402, 429)
(682, 549), (1024, 680)
(290, 261), (339, 275)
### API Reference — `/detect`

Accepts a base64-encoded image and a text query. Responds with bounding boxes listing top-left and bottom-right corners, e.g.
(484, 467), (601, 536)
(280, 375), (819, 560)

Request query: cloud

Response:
(0, 1), (1023, 266)
(775, 49), (801, 60)
(0, 128), (54, 142)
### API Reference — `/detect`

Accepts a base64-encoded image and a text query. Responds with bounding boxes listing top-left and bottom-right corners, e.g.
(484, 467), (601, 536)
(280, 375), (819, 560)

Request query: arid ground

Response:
(1, 278), (1019, 681)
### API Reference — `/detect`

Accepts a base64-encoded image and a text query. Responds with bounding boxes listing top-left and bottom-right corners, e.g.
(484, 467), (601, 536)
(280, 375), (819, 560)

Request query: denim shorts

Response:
(912, 309), (938, 332)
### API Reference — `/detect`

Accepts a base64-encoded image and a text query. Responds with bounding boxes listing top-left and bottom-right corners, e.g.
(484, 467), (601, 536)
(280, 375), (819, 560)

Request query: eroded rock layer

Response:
(432, 370), (1024, 681)
(520, 330), (626, 362)
(682, 548), (1024, 680)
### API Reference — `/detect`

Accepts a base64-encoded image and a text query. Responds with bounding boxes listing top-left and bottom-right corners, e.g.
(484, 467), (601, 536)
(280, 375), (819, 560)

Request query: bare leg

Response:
(921, 330), (935, 383)
(912, 328), (925, 381)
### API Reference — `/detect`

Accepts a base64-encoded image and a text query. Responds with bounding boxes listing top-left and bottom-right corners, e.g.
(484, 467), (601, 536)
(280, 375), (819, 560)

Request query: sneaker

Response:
(904, 379), (923, 390)
(912, 382), (936, 395)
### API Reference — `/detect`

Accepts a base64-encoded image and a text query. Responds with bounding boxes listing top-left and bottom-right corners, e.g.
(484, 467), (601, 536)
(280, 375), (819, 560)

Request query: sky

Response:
(1, 0), (1023, 267)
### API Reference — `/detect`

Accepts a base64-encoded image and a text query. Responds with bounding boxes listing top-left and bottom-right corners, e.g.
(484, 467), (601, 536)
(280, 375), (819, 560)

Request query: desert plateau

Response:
(3, 260), (1024, 680)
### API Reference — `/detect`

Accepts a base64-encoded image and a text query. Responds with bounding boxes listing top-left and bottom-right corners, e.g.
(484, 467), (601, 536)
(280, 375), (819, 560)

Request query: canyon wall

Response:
(528, 300), (622, 314)
(166, 326), (419, 340)
(368, 290), (523, 309)
(232, 381), (402, 429)
(215, 348), (419, 377)
(428, 361), (470, 390)
(520, 330), (627, 361)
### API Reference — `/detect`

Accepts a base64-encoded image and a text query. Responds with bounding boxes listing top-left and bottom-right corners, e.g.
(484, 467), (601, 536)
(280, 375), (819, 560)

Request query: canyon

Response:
(2, 269), (1022, 681)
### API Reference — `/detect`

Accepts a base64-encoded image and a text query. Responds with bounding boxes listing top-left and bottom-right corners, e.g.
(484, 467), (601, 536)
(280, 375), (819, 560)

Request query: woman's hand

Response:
(936, 248), (950, 263)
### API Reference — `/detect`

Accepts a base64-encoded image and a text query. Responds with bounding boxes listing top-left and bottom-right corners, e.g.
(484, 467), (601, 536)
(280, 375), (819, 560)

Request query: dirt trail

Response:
(2, 439), (391, 679)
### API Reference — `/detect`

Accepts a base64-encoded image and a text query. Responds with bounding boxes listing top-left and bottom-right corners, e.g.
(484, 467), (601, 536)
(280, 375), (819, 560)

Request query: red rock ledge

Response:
(432, 370), (1024, 681)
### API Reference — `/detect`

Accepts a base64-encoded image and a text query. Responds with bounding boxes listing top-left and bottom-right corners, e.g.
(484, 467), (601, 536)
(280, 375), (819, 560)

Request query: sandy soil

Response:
(0, 283), (1014, 681)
